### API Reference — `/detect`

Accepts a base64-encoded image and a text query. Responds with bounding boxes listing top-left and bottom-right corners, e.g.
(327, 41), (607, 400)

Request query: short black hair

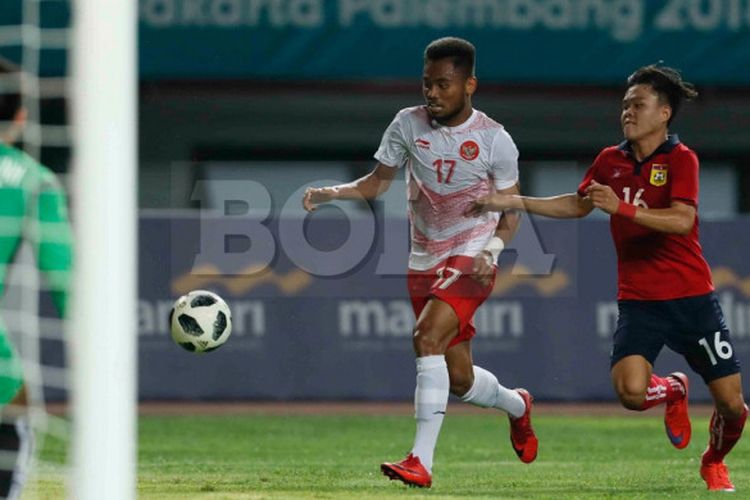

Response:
(424, 37), (475, 78)
(627, 64), (697, 125)
(0, 56), (22, 122)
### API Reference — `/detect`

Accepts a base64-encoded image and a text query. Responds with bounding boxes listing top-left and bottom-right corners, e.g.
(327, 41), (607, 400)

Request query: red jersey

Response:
(577, 135), (714, 301)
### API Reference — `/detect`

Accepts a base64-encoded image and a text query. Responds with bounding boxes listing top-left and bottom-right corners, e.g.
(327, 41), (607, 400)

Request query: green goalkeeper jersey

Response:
(0, 143), (72, 403)
(0, 143), (72, 317)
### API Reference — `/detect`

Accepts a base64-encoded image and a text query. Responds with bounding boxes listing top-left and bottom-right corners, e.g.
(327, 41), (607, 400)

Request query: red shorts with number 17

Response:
(407, 255), (496, 348)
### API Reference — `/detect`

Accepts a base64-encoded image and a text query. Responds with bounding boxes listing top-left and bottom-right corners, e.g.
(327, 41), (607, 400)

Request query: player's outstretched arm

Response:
(585, 180), (695, 234)
(465, 191), (593, 219)
(302, 163), (397, 212)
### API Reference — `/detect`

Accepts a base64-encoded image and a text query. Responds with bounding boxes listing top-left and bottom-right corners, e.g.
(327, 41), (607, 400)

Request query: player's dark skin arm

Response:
(585, 180), (695, 235)
(493, 183), (522, 244)
(302, 163), (397, 212)
(471, 183), (522, 286)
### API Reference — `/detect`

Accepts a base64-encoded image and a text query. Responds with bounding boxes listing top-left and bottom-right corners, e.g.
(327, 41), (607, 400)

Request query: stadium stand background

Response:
(134, 1), (750, 216)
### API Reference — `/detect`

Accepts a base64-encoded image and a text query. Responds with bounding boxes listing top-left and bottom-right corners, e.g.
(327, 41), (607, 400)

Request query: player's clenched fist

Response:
(471, 252), (495, 287)
(302, 186), (337, 212)
(584, 180), (619, 215)
(464, 193), (516, 217)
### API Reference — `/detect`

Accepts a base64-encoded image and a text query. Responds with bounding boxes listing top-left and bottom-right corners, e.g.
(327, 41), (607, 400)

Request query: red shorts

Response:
(407, 255), (496, 348)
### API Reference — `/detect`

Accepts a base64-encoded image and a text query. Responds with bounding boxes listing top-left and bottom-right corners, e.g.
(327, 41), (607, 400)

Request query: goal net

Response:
(1, 1), (136, 498)
(1, 1), (73, 497)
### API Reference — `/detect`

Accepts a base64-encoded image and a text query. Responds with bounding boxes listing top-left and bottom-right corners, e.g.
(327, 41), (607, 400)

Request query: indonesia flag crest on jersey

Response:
(460, 140), (479, 161)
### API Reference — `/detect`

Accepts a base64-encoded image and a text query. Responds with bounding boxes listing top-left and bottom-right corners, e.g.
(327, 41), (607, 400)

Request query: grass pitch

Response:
(28, 408), (748, 499)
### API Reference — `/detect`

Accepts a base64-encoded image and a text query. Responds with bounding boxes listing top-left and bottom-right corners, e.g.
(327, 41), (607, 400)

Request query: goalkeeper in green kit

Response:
(0, 57), (72, 498)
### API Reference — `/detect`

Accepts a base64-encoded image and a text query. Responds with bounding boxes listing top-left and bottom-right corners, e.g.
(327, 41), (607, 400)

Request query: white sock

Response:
(410, 355), (448, 473)
(460, 365), (526, 418)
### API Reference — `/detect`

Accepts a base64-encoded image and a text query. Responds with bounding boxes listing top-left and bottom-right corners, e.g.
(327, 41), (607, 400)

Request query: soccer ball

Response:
(169, 290), (232, 353)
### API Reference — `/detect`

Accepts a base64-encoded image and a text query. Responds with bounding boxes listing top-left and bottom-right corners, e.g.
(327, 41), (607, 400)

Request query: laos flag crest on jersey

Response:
(460, 140), (479, 161)
(650, 164), (668, 186)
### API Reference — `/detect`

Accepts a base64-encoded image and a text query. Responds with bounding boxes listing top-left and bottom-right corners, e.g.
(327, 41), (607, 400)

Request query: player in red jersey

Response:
(303, 38), (537, 488)
(466, 65), (746, 492)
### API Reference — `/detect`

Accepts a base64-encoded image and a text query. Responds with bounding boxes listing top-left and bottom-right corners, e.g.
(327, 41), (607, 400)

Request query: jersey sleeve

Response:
(670, 149), (699, 206)
(489, 128), (519, 190)
(374, 110), (410, 169)
(577, 149), (606, 196)
(34, 173), (73, 317)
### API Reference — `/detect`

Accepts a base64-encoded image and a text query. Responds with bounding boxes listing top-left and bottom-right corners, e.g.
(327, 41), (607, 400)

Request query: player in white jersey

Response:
(303, 37), (537, 488)
(376, 105), (517, 272)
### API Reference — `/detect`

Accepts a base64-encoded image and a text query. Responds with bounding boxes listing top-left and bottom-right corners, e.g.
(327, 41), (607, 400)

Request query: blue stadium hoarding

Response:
(3, 1), (750, 83)
(137, 0), (750, 83)
(138, 212), (750, 401)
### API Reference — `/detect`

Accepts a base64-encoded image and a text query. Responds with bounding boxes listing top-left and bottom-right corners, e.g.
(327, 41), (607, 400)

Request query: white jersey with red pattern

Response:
(374, 106), (519, 270)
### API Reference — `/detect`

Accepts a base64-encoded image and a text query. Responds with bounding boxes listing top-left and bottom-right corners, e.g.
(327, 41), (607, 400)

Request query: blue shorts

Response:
(611, 292), (741, 383)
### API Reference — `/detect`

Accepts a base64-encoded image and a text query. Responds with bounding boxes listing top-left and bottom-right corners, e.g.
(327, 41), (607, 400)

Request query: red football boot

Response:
(700, 462), (735, 492)
(664, 372), (691, 449)
(380, 453), (432, 488)
(509, 388), (538, 463)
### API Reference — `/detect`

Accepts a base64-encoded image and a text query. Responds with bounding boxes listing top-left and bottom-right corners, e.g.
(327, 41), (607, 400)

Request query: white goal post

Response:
(70, 0), (137, 498)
